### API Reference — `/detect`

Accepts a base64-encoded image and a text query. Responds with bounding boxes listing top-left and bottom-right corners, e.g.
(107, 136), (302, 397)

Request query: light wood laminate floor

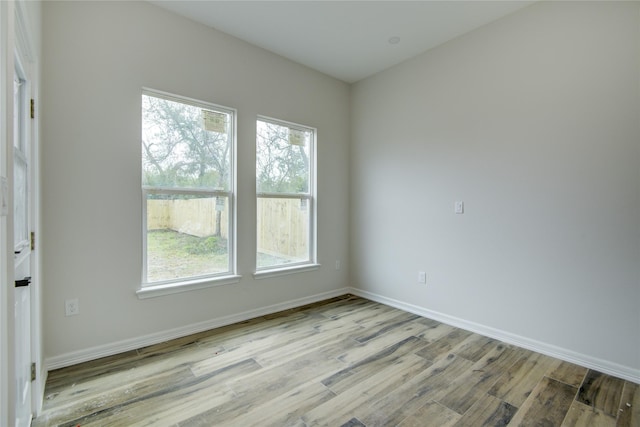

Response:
(33, 295), (639, 426)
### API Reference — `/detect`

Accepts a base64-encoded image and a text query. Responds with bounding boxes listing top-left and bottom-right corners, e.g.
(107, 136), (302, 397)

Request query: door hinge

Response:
(31, 362), (36, 381)
(30, 231), (35, 251)
(30, 99), (35, 119)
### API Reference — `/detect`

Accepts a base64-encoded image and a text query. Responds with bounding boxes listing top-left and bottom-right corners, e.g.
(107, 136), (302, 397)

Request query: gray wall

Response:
(41, 1), (350, 362)
(42, 0), (639, 379)
(350, 1), (639, 375)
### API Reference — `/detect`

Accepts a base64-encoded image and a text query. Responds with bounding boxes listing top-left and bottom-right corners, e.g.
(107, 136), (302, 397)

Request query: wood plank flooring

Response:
(33, 295), (638, 427)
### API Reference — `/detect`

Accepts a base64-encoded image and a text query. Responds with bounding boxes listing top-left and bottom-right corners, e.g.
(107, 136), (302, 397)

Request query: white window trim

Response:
(139, 88), (238, 296)
(255, 116), (317, 274)
(136, 274), (242, 299)
(253, 263), (320, 280)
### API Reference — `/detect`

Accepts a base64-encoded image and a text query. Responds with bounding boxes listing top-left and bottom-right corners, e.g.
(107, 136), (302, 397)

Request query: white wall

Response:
(350, 1), (639, 379)
(41, 1), (349, 364)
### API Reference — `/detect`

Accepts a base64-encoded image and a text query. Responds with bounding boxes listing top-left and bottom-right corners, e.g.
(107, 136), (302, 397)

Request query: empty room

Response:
(0, 0), (638, 426)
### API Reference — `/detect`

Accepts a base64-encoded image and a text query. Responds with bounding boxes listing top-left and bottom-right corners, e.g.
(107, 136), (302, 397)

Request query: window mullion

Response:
(257, 193), (310, 199)
(144, 187), (230, 197)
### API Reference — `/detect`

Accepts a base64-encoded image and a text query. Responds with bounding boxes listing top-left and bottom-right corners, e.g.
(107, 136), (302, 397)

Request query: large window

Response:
(141, 89), (235, 288)
(256, 117), (316, 271)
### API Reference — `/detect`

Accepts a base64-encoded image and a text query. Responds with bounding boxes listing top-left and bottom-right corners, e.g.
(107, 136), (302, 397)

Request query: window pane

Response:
(146, 193), (229, 283)
(13, 157), (28, 248)
(13, 77), (24, 151)
(256, 120), (310, 194)
(257, 196), (309, 268)
(142, 94), (231, 190)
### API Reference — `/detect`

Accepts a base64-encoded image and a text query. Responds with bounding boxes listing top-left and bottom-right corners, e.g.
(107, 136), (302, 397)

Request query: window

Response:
(256, 117), (316, 272)
(140, 89), (236, 292)
(13, 74), (28, 253)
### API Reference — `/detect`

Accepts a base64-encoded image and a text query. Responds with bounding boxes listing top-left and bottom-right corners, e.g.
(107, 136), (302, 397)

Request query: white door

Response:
(13, 59), (32, 427)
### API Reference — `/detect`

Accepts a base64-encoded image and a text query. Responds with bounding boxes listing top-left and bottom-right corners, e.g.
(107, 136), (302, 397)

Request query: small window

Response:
(13, 75), (29, 253)
(256, 117), (316, 271)
(141, 90), (236, 286)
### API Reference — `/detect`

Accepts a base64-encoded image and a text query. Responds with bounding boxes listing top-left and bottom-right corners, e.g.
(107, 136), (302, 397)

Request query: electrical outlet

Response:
(65, 298), (79, 316)
(418, 271), (427, 284)
(335, 260), (341, 270)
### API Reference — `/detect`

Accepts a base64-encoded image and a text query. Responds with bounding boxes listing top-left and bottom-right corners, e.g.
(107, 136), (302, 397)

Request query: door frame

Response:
(0, 0), (42, 424)
(0, 0), (10, 423)
(14, 0), (43, 418)
(13, 47), (32, 427)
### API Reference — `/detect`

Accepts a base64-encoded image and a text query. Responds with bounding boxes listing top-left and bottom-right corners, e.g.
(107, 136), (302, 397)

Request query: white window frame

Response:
(137, 89), (239, 299)
(254, 116), (318, 278)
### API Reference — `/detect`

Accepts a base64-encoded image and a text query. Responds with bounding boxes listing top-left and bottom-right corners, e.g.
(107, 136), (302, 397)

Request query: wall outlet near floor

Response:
(65, 298), (79, 316)
(335, 260), (341, 270)
(418, 271), (427, 284)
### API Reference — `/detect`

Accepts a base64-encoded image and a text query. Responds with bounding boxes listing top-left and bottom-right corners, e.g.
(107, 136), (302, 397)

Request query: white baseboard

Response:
(46, 285), (639, 384)
(349, 287), (640, 384)
(46, 287), (351, 370)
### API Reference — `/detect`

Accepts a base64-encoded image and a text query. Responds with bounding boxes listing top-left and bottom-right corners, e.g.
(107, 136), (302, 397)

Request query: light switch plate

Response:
(418, 271), (427, 283)
(455, 201), (464, 214)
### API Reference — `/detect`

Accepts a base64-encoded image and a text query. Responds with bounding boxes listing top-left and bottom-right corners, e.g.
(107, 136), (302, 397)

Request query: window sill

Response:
(137, 275), (241, 299)
(253, 263), (320, 280)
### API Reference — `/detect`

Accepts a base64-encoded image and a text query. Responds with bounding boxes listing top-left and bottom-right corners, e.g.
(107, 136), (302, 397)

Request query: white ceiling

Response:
(151, 1), (534, 83)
